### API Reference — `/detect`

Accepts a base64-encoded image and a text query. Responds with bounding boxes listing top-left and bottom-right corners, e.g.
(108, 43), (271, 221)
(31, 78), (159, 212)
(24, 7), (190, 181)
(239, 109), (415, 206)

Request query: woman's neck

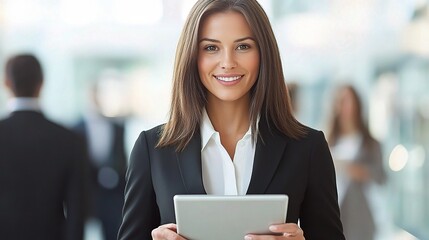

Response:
(206, 101), (250, 136)
(205, 96), (251, 159)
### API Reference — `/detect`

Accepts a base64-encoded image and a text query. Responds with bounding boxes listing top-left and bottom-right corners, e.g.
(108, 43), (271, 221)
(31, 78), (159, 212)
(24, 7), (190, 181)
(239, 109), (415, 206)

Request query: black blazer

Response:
(118, 120), (345, 240)
(73, 118), (127, 192)
(0, 111), (87, 240)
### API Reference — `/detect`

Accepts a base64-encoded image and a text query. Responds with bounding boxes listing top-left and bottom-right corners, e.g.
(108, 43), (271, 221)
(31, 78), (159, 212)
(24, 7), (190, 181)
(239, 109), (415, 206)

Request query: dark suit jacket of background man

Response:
(0, 110), (88, 240)
(73, 118), (127, 240)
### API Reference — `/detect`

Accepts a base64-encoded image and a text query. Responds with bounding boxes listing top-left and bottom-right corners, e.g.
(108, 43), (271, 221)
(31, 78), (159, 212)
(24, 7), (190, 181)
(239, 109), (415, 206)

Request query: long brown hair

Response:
(157, 0), (306, 151)
(327, 84), (372, 146)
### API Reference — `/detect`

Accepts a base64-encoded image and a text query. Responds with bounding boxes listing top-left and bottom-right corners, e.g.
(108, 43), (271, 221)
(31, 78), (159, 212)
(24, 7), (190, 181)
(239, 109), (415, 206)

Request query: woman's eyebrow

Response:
(199, 38), (220, 43)
(199, 36), (255, 43)
(233, 37), (255, 43)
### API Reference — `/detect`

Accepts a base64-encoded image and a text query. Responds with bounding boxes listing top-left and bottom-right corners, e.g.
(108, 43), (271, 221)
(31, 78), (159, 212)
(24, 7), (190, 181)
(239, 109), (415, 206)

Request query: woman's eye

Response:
(236, 44), (250, 50)
(204, 45), (218, 51)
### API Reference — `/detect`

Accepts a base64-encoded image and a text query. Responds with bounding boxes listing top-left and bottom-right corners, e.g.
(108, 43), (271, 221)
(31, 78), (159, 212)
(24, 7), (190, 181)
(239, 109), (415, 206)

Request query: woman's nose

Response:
(219, 50), (237, 69)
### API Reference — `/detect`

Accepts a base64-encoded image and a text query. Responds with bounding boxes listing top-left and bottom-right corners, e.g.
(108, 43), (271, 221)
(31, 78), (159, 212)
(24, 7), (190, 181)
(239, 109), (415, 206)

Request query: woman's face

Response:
(336, 88), (358, 125)
(197, 11), (260, 104)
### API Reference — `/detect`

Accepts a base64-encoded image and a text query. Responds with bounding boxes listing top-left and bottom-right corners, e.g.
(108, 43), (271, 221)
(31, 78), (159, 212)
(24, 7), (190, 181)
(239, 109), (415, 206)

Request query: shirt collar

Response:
(7, 97), (41, 112)
(200, 109), (217, 152)
(200, 108), (254, 151)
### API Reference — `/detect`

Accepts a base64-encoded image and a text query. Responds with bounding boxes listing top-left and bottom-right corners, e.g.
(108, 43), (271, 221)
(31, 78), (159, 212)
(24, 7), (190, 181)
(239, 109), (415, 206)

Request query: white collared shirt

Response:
(7, 97), (41, 112)
(200, 109), (256, 195)
(84, 110), (114, 166)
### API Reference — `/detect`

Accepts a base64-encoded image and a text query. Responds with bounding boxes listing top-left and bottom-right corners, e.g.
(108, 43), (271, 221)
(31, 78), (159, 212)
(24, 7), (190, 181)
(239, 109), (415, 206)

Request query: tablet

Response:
(174, 194), (288, 240)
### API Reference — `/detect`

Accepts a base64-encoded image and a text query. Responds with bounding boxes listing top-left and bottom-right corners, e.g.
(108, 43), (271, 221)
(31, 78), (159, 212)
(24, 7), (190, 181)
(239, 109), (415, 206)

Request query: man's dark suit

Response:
(0, 111), (87, 240)
(118, 119), (345, 240)
(73, 118), (126, 240)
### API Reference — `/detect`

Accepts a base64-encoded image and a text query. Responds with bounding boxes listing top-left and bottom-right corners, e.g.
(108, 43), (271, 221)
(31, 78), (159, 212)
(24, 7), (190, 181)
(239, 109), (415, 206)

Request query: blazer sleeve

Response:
(300, 131), (345, 240)
(118, 131), (160, 240)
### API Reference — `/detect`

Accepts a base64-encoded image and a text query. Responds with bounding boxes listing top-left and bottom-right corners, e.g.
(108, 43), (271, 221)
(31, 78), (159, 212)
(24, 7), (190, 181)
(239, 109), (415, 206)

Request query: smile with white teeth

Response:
(214, 75), (243, 82)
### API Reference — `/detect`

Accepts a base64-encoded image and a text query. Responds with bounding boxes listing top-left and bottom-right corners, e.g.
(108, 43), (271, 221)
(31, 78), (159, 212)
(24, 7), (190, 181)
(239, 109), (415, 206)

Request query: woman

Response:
(118, 0), (345, 239)
(327, 85), (386, 240)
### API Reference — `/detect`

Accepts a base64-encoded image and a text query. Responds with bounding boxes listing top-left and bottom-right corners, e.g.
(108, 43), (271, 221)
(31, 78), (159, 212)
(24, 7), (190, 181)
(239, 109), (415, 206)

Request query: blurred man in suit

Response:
(0, 54), (88, 240)
(73, 77), (127, 240)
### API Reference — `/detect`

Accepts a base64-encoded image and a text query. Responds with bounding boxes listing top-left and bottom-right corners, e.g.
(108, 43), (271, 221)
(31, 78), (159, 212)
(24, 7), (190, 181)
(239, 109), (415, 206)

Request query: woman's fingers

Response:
(270, 224), (303, 237)
(245, 223), (304, 240)
(151, 223), (186, 240)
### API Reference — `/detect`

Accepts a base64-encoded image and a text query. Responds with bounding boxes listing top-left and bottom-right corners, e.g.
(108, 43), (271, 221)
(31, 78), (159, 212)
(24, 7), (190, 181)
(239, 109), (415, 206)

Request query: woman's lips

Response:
(213, 75), (244, 85)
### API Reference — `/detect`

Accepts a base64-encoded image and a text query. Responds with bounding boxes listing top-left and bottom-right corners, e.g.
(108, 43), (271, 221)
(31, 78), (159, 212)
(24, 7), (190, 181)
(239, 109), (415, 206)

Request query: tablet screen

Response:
(174, 194), (288, 240)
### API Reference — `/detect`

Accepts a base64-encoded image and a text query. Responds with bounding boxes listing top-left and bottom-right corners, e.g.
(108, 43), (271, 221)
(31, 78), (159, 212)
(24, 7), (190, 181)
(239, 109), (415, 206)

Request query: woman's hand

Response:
(244, 223), (305, 240)
(151, 223), (187, 240)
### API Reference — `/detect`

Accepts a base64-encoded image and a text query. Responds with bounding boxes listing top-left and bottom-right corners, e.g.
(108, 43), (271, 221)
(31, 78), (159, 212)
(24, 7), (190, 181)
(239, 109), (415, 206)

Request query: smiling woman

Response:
(198, 11), (260, 111)
(118, 1), (346, 240)
(197, 11), (260, 159)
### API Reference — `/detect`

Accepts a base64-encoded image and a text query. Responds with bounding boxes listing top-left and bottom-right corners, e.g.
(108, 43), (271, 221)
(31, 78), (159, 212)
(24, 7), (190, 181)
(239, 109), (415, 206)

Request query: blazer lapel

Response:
(176, 130), (207, 194)
(247, 120), (288, 194)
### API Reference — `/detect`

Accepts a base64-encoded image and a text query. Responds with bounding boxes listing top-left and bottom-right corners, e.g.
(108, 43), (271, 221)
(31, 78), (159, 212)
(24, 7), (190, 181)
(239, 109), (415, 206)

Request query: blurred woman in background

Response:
(328, 84), (387, 240)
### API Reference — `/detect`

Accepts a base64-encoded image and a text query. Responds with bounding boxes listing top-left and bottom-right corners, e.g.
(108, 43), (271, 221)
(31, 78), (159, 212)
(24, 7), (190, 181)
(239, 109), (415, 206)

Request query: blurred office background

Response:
(0, 0), (428, 239)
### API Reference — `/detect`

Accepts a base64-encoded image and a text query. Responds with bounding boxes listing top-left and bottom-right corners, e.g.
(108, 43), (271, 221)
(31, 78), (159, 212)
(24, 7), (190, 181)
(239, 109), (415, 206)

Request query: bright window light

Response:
(181, 0), (195, 20)
(4, 0), (44, 27)
(113, 0), (163, 25)
(409, 146), (426, 169)
(389, 144), (409, 172)
(60, 0), (100, 26)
